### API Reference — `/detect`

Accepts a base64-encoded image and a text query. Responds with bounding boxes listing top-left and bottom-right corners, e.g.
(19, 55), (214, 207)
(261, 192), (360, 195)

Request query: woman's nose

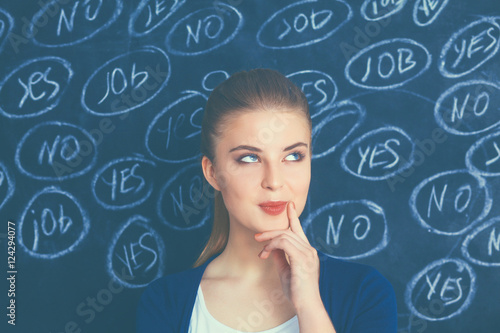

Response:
(261, 162), (284, 190)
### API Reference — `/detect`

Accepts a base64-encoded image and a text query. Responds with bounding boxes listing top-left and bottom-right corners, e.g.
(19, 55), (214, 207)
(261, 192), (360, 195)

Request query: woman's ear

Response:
(202, 156), (221, 191)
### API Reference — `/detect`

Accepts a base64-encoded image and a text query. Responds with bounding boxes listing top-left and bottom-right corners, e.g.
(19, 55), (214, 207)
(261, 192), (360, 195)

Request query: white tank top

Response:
(188, 284), (300, 333)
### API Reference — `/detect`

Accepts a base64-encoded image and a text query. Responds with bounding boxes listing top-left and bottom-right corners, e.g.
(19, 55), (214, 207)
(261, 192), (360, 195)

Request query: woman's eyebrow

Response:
(229, 142), (308, 153)
(284, 142), (308, 151)
(229, 145), (262, 153)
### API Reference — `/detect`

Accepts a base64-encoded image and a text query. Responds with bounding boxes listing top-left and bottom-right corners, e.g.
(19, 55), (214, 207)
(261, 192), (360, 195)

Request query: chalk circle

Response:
(157, 163), (212, 231)
(409, 169), (492, 236)
(413, 0), (450, 27)
(18, 186), (90, 259)
(30, 0), (123, 47)
(345, 38), (432, 90)
(462, 216), (500, 267)
(466, 130), (500, 177)
(165, 3), (243, 56)
(405, 258), (476, 321)
(82, 45), (170, 116)
(287, 70), (338, 117)
(257, 0), (352, 49)
(129, 0), (186, 37)
(360, 0), (408, 21)
(107, 215), (164, 288)
(145, 91), (206, 163)
(302, 200), (388, 260)
(92, 156), (156, 210)
(438, 17), (500, 78)
(340, 126), (415, 180)
(434, 80), (500, 136)
(202, 70), (229, 91)
(0, 57), (73, 119)
(0, 8), (14, 54)
(311, 100), (365, 159)
(15, 121), (97, 181)
(0, 162), (15, 211)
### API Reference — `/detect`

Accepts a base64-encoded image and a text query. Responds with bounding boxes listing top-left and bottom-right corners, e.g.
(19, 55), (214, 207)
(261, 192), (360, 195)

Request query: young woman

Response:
(137, 69), (397, 333)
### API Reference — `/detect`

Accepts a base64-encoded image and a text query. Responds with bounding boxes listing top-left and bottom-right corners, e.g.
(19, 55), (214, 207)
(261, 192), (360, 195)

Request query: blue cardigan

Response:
(136, 251), (397, 332)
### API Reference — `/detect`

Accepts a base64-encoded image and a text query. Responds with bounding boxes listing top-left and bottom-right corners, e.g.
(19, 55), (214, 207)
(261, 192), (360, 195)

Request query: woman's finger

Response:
(255, 229), (309, 253)
(287, 202), (310, 243)
(258, 236), (305, 260)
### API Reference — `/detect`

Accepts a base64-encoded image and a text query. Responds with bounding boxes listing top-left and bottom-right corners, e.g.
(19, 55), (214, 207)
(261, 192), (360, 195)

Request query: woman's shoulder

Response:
(142, 262), (206, 296)
(317, 251), (397, 332)
(141, 253), (219, 301)
(317, 250), (395, 301)
(137, 262), (207, 332)
(137, 263), (206, 324)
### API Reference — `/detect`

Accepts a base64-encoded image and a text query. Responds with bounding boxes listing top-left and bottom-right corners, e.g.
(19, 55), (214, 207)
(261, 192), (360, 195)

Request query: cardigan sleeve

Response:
(136, 278), (176, 333)
(349, 267), (398, 333)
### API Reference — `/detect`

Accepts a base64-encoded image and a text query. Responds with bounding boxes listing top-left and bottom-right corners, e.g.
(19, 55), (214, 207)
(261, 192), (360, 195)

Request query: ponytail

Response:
(192, 191), (229, 268)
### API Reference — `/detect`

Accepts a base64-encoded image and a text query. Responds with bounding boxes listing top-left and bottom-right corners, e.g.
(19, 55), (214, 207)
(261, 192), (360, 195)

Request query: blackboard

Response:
(0, 1), (499, 332)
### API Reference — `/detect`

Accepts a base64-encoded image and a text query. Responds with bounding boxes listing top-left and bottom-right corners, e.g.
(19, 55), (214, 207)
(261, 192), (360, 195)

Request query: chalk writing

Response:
(345, 38), (431, 89)
(434, 80), (500, 136)
(202, 70), (229, 91)
(413, 0), (449, 27)
(303, 200), (388, 259)
(0, 162), (15, 211)
(287, 70), (338, 117)
(0, 8), (13, 54)
(409, 169), (491, 236)
(15, 121), (97, 181)
(166, 3), (243, 55)
(462, 216), (500, 267)
(341, 126), (415, 180)
(361, 0), (408, 21)
(18, 186), (89, 259)
(107, 215), (164, 288)
(466, 130), (500, 177)
(405, 258), (476, 321)
(92, 156), (156, 210)
(129, 0), (185, 37)
(0, 57), (73, 118)
(311, 100), (365, 159)
(157, 163), (212, 230)
(30, 0), (123, 47)
(146, 91), (205, 163)
(257, 0), (352, 49)
(438, 17), (500, 78)
(82, 46), (170, 116)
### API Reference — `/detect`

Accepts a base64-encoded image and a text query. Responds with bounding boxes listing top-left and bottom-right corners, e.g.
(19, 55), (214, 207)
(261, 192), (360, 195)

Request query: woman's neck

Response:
(206, 219), (285, 283)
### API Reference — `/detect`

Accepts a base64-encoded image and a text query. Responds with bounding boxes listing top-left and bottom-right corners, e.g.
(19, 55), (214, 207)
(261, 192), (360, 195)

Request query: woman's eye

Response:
(240, 154), (259, 163)
(285, 152), (304, 161)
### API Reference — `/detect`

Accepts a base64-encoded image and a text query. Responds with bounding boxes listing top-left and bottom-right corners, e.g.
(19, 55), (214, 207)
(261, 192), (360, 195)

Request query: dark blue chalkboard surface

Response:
(1, 1), (499, 332)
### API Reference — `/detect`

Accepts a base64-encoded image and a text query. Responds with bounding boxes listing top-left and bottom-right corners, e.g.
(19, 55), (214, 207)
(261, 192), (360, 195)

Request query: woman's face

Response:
(206, 109), (311, 233)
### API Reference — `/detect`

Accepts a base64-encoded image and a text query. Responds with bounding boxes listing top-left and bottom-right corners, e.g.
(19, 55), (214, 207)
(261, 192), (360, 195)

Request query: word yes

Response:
(357, 138), (400, 174)
(17, 67), (59, 108)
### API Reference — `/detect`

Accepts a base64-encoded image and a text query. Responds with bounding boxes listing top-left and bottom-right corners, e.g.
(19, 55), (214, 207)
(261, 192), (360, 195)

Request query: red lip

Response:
(259, 201), (288, 216)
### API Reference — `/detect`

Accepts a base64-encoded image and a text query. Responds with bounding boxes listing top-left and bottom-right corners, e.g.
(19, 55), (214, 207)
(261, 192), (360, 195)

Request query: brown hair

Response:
(192, 68), (310, 268)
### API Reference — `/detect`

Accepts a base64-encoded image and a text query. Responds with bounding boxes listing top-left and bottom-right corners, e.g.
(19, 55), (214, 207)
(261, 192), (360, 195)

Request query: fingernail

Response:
(255, 232), (262, 238)
(291, 202), (295, 210)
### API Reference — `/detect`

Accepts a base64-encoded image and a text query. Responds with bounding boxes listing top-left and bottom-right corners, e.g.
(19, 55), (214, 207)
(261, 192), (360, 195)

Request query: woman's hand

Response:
(254, 202), (321, 313)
